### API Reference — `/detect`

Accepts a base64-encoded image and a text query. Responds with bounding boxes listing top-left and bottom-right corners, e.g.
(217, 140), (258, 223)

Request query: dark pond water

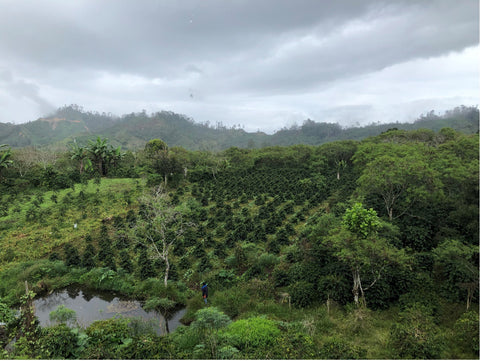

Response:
(33, 287), (186, 335)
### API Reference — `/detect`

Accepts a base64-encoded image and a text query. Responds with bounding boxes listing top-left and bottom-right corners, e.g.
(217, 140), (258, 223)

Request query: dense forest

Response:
(0, 125), (478, 358)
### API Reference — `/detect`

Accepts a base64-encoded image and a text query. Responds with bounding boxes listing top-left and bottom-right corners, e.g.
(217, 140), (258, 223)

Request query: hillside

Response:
(0, 105), (477, 150)
(0, 127), (478, 359)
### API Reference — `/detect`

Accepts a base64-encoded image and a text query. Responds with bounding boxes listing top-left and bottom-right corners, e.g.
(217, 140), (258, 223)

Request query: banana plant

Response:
(69, 140), (92, 175)
(0, 144), (13, 180)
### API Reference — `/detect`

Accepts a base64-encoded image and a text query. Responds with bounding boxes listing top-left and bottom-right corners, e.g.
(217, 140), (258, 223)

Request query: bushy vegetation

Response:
(0, 126), (478, 359)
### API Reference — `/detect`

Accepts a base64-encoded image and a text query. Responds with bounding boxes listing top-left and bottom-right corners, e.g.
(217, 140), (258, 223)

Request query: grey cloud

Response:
(0, 0), (477, 127)
(0, 69), (55, 115)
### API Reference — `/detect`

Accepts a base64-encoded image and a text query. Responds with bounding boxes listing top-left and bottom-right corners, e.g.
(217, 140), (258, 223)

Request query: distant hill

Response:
(0, 104), (477, 150)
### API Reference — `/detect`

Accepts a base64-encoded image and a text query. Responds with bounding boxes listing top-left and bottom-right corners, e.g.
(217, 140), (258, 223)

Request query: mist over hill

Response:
(0, 104), (477, 150)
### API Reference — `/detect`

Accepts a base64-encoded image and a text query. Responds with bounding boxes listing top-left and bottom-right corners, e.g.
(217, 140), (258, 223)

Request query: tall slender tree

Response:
(134, 186), (193, 286)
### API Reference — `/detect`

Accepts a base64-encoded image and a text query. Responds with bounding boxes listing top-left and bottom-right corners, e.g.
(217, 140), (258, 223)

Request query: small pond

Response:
(33, 286), (186, 335)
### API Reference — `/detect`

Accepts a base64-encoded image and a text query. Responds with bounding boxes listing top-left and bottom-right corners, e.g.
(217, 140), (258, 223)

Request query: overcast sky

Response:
(0, 0), (478, 133)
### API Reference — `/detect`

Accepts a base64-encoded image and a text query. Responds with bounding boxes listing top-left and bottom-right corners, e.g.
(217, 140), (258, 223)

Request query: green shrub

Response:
(289, 281), (317, 307)
(218, 345), (240, 359)
(213, 287), (250, 319)
(270, 322), (318, 359)
(225, 316), (280, 352)
(318, 337), (367, 359)
(170, 325), (202, 359)
(134, 279), (187, 305)
(388, 303), (445, 359)
(49, 304), (77, 326)
(191, 307), (231, 329)
(37, 323), (79, 359)
(84, 317), (132, 359)
(190, 307), (232, 359)
(453, 310), (479, 356)
(0, 301), (15, 324)
(180, 295), (205, 325)
(79, 267), (135, 294)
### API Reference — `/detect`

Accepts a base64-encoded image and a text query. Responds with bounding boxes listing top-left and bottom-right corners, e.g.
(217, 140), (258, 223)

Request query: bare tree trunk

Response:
(352, 267), (365, 307)
(164, 256), (170, 287)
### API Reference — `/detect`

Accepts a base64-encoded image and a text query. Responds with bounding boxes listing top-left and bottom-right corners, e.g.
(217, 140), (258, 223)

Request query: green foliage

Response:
(289, 281), (318, 308)
(191, 307), (231, 331)
(225, 316), (280, 352)
(453, 310), (479, 356)
(0, 125), (478, 359)
(82, 243), (97, 269)
(0, 300), (15, 324)
(144, 296), (177, 316)
(37, 323), (79, 359)
(432, 239), (479, 304)
(217, 345), (240, 359)
(342, 202), (380, 239)
(388, 303), (445, 359)
(84, 317), (132, 359)
(318, 337), (367, 359)
(64, 243), (81, 267)
(213, 287), (250, 319)
(79, 267), (135, 294)
(190, 307), (231, 358)
(49, 304), (77, 326)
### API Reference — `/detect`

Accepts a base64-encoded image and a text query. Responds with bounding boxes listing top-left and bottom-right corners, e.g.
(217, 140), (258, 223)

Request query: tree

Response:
(316, 140), (357, 180)
(134, 186), (193, 286)
(433, 239), (479, 310)
(81, 244), (97, 269)
(87, 137), (110, 176)
(10, 147), (37, 177)
(191, 307), (231, 359)
(106, 146), (126, 175)
(144, 139), (178, 186)
(69, 140), (92, 175)
(325, 202), (409, 306)
(0, 144), (13, 181)
(354, 142), (440, 220)
(64, 244), (81, 267)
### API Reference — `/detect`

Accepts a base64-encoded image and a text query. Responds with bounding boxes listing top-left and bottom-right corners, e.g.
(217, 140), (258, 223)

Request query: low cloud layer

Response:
(0, 0), (478, 132)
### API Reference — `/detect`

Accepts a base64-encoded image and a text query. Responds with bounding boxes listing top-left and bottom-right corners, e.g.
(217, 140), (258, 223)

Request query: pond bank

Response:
(33, 286), (186, 335)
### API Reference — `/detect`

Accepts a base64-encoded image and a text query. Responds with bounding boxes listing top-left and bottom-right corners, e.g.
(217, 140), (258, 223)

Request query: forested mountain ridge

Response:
(0, 104), (477, 150)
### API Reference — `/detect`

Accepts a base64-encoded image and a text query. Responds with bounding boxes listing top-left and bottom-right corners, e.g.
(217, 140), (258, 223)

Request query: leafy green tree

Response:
(119, 249), (134, 273)
(325, 203), (409, 306)
(144, 139), (181, 186)
(432, 239), (479, 309)
(64, 244), (81, 267)
(138, 247), (155, 280)
(453, 310), (480, 356)
(191, 307), (231, 359)
(37, 324), (79, 359)
(81, 244), (96, 269)
(389, 303), (444, 359)
(354, 142), (441, 220)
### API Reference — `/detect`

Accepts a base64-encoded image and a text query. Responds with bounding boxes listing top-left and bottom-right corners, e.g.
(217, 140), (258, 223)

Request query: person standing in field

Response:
(201, 282), (208, 304)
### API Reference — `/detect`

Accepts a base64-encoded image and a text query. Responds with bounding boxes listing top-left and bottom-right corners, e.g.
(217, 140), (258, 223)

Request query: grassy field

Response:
(0, 178), (144, 268)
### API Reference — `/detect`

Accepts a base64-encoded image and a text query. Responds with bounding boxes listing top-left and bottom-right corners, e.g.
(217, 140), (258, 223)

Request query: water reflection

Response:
(33, 286), (185, 335)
